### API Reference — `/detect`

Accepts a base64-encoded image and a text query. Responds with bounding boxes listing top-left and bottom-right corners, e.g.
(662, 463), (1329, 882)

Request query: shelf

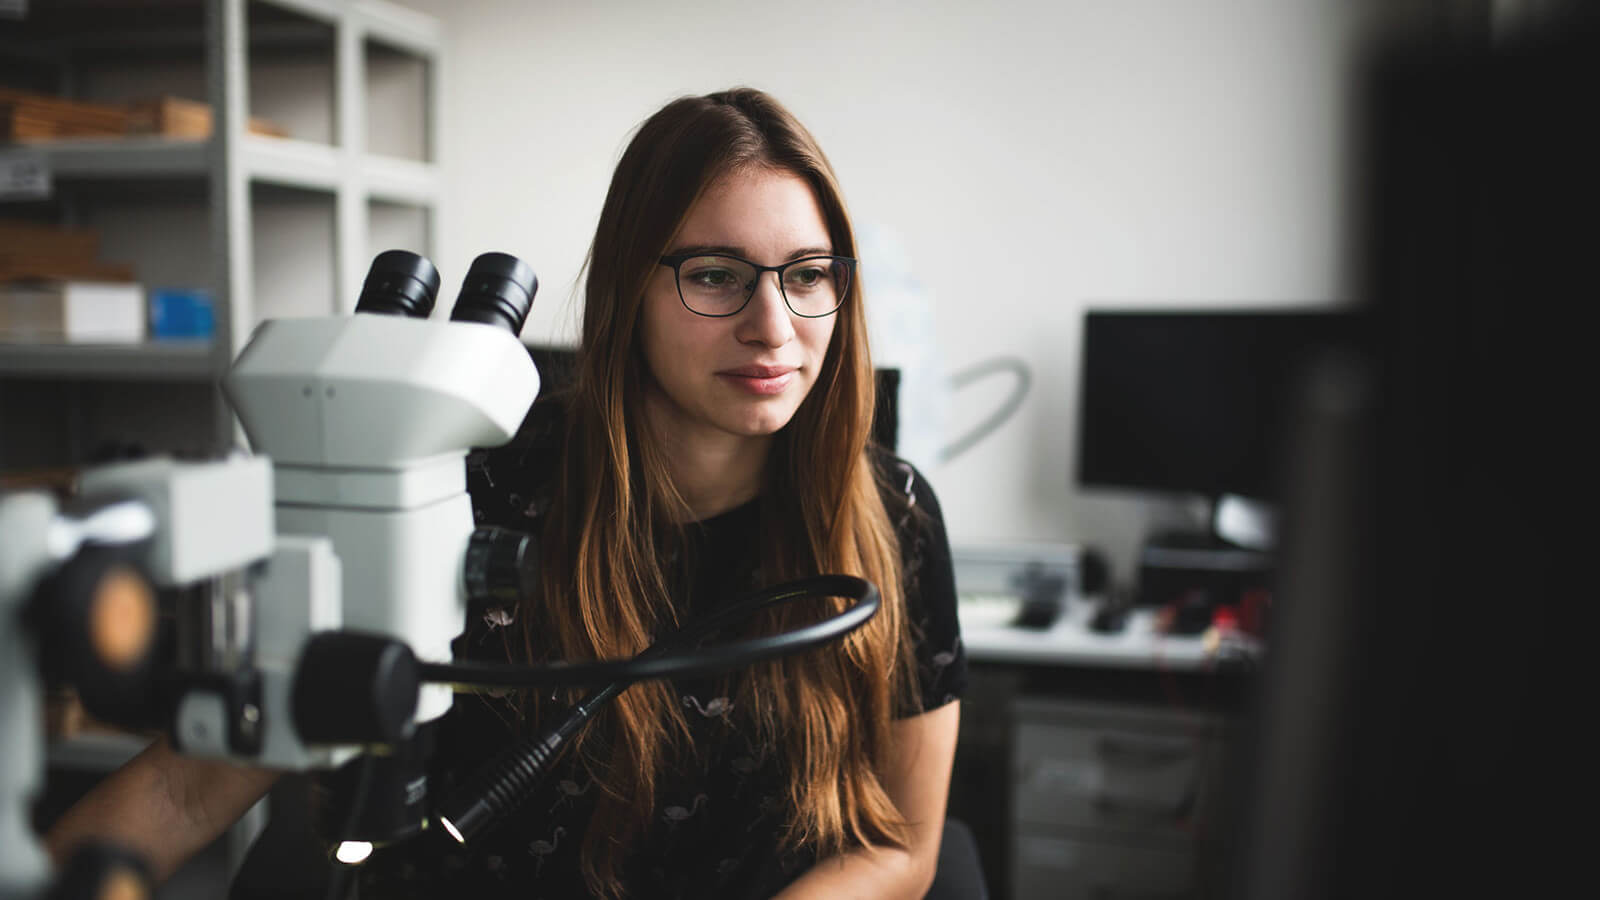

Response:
(2, 137), (209, 178)
(3, 137), (438, 199)
(361, 153), (439, 203)
(241, 134), (339, 191)
(47, 731), (154, 772)
(0, 341), (218, 381)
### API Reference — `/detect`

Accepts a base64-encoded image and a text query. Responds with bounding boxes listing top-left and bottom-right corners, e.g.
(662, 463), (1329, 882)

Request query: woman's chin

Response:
(720, 405), (798, 438)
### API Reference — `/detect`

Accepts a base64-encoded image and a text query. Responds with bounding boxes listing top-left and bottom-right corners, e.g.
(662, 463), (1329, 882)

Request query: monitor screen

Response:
(1076, 309), (1365, 502)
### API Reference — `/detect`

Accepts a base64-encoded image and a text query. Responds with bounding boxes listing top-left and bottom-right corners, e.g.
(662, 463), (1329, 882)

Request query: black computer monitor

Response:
(1076, 309), (1365, 507)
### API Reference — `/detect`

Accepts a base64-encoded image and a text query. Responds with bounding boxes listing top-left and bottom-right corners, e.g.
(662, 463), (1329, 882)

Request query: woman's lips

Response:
(718, 365), (796, 395)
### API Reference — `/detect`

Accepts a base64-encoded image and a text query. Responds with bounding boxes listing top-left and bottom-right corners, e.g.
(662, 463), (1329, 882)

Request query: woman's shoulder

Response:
(867, 443), (946, 527)
(466, 395), (568, 530)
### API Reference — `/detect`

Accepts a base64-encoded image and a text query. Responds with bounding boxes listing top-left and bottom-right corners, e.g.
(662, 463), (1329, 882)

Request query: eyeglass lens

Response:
(675, 256), (849, 317)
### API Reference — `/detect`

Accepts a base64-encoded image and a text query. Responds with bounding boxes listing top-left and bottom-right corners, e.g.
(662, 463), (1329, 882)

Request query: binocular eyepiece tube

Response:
(355, 250), (538, 336)
(354, 250), (442, 319)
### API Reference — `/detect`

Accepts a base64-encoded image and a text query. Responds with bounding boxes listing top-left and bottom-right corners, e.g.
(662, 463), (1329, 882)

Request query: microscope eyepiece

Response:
(356, 250), (441, 319)
(449, 252), (537, 335)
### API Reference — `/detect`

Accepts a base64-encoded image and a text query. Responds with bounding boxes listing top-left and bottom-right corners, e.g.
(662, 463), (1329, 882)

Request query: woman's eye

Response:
(786, 266), (827, 288)
(687, 268), (739, 288)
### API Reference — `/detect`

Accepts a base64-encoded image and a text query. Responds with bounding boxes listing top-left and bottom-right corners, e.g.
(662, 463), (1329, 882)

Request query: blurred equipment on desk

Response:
(953, 542), (1094, 631)
(1137, 530), (1274, 636)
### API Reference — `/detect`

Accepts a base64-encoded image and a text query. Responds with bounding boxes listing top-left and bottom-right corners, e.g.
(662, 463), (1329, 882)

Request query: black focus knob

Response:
(463, 526), (539, 606)
(291, 632), (419, 746)
(50, 840), (154, 900)
(31, 543), (163, 731)
(356, 250), (441, 319)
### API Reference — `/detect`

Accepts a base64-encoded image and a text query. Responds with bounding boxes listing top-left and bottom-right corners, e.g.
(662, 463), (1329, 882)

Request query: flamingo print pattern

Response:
(548, 776), (592, 814)
(682, 694), (735, 718)
(526, 826), (566, 876)
(661, 793), (709, 830)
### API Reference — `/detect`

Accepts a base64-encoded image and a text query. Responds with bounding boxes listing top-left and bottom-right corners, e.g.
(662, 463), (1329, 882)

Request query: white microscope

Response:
(1, 249), (541, 898)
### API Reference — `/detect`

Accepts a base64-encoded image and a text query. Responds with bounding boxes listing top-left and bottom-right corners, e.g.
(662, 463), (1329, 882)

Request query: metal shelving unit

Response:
(1, 0), (442, 467)
(2, 2), (443, 893)
(0, 340), (215, 380)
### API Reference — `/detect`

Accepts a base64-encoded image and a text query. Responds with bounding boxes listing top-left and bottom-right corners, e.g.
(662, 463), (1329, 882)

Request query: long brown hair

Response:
(523, 87), (917, 897)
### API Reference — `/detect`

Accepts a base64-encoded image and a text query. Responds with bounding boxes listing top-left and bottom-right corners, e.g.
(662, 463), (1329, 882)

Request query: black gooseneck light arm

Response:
(426, 574), (879, 845)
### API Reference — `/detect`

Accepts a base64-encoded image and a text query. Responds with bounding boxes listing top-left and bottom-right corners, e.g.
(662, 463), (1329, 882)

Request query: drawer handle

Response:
(1094, 737), (1192, 769)
(1091, 787), (1195, 824)
(1091, 885), (1190, 900)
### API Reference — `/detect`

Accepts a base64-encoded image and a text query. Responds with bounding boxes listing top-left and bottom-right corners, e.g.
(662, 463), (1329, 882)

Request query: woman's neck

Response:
(645, 405), (771, 522)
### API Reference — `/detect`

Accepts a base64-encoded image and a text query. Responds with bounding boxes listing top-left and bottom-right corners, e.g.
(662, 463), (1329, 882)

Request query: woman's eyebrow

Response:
(668, 243), (748, 258)
(786, 246), (834, 260)
(667, 244), (835, 261)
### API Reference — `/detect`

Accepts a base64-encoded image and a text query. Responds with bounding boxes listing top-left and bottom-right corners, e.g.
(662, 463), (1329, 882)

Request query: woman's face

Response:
(640, 167), (839, 444)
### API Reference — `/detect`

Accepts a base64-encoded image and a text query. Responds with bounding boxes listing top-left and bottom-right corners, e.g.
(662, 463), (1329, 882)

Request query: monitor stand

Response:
(1146, 494), (1279, 553)
(1212, 493), (1278, 551)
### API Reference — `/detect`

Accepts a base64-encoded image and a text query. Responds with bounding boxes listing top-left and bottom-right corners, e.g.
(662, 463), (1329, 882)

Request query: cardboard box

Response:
(0, 280), (146, 343)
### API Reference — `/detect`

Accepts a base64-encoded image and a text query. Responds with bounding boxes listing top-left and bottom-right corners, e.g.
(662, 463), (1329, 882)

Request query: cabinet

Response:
(1, 0), (441, 473)
(1010, 698), (1231, 900)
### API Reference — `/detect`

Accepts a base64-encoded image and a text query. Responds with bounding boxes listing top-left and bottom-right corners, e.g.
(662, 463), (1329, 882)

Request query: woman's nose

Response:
(736, 272), (795, 347)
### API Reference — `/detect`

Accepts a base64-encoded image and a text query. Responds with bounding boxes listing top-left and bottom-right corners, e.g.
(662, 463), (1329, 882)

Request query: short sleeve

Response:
(878, 454), (968, 717)
(464, 398), (564, 531)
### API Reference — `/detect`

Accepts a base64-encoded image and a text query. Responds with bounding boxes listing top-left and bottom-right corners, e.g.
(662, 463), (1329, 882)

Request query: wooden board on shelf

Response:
(0, 219), (101, 260)
(0, 258), (137, 283)
(0, 219), (136, 283)
(0, 87), (130, 141)
(1, 89), (289, 144)
(126, 95), (289, 139)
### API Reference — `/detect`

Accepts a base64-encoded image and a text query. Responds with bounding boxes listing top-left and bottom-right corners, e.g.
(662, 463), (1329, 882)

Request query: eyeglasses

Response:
(658, 253), (856, 318)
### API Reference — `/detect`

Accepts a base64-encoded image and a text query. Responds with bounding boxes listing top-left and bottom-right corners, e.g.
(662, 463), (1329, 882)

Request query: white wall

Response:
(393, 0), (1355, 584)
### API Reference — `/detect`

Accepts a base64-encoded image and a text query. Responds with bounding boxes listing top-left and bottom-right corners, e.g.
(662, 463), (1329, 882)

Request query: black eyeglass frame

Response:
(657, 252), (858, 319)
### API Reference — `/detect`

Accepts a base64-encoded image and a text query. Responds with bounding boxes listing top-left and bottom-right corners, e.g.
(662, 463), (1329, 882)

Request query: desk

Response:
(950, 599), (1257, 900)
(959, 598), (1259, 672)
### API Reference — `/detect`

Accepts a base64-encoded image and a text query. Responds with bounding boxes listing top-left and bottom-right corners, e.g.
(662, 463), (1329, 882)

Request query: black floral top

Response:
(356, 402), (966, 899)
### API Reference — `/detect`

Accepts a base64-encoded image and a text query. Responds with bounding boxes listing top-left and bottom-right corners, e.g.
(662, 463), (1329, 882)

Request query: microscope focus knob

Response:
(50, 841), (153, 900)
(463, 526), (539, 605)
(291, 633), (420, 746)
(31, 543), (162, 730)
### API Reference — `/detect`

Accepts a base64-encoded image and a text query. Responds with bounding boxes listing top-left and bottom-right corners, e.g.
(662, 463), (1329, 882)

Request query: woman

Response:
(46, 87), (965, 899)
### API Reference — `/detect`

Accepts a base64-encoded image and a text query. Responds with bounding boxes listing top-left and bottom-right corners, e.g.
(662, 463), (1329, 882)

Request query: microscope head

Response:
(223, 251), (541, 469)
(222, 314), (538, 468)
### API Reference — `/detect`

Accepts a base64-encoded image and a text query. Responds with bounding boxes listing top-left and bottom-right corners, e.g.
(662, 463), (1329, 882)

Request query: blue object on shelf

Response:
(149, 288), (215, 339)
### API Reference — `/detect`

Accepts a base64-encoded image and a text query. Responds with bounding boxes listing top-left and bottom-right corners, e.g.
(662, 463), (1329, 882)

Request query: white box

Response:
(0, 280), (146, 343)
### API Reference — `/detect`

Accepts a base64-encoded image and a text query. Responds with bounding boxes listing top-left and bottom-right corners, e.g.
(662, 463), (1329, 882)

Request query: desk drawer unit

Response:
(1011, 698), (1227, 899)
(1014, 830), (1194, 900)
